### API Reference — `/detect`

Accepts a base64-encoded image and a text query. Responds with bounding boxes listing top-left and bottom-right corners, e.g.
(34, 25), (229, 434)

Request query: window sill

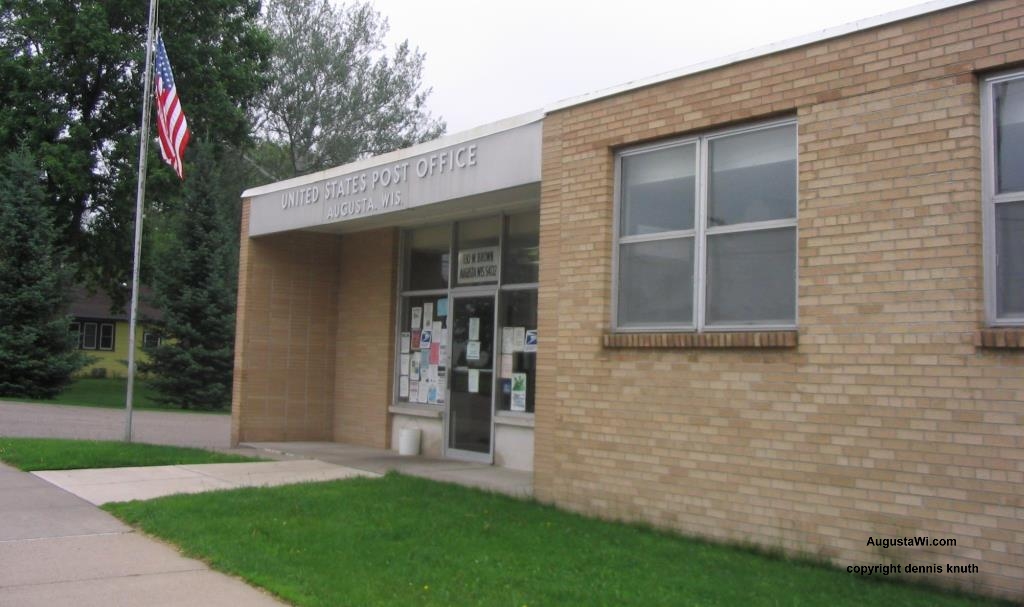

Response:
(975, 329), (1024, 349)
(389, 404), (443, 419)
(494, 412), (535, 428)
(603, 330), (798, 349)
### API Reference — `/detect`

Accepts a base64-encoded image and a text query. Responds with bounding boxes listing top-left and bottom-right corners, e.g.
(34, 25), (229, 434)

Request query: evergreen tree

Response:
(142, 142), (236, 410)
(0, 150), (84, 397)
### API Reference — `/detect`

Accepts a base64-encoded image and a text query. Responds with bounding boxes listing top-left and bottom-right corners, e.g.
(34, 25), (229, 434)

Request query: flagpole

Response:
(125, 0), (159, 442)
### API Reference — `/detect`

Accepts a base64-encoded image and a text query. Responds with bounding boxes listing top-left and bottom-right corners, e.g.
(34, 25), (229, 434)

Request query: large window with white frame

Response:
(982, 71), (1024, 325)
(613, 119), (798, 331)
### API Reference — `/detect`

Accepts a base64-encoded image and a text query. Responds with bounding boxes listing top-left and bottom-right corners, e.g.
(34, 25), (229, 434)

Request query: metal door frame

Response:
(443, 287), (497, 463)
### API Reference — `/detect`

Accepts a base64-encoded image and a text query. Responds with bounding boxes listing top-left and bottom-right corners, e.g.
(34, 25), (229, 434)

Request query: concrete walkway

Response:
(0, 462), (287, 607)
(244, 441), (534, 498)
(33, 459), (378, 506)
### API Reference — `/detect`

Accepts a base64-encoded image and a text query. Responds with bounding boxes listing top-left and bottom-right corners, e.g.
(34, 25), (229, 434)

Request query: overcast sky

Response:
(367, 0), (950, 134)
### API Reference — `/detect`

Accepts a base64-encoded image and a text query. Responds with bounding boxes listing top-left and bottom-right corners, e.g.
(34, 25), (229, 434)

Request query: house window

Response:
(81, 322), (98, 349)
(143, 330), (161, 349)
(98, 323), (114, 351)
(613, 119), (797, 331)
(982, 71), (1024, 324)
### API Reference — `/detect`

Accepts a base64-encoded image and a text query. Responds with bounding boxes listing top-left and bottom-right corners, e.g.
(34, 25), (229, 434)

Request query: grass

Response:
(11, 377), (227, 414)
(104, 473), (1008, 607)
(0, 437), (261, 471)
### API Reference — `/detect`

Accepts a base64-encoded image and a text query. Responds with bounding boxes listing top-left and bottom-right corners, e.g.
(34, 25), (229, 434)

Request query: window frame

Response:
(98, 323), (115, 351)
(981, 69), (1024, 327)
(81, 322), (98, 350)
(611, 117), (799, 333)
(143, 330), (161, 349)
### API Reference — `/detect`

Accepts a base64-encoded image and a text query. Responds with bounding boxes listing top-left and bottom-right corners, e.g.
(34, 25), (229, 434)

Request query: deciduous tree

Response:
(0, 1), (270, 302)
(256, 0), (445, 177)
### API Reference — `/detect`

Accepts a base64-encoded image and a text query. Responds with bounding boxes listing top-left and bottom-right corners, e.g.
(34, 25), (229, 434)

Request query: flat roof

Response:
(243, 0), (975, 199)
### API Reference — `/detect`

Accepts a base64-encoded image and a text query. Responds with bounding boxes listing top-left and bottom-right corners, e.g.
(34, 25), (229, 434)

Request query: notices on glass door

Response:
(511, 373), (527, 412)
(513, 327), (526, 351)
(469, 317), (480, 341)
(468, 369), (480, 393)
(411, 307), (422, 330)
(467, 341), (481, 361)
(525, 330), (537, 353)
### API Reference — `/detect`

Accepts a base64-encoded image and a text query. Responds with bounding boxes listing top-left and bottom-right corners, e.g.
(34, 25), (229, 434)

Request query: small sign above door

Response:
(457, 246), (499, 284)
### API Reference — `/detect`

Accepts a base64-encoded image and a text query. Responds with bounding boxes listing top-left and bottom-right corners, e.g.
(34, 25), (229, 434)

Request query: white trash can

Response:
(398, 428), (421, 456)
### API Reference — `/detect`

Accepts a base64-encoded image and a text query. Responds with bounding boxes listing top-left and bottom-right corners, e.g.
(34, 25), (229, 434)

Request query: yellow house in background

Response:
(68, 286), (163, 378)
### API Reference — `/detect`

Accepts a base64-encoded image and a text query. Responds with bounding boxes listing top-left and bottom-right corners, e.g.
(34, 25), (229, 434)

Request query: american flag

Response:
(153, 34), (190, 179)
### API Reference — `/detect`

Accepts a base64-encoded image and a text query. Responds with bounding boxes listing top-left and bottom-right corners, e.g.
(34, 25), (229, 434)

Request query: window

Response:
(81, 322), (98, 349)
(613, 120), (797, 331)
(76, 321), (115, 350)
(143, 331), (161, 349)
(395, 211), (539, 412)
(982, 71), (1024, 325)
(98, 323), (114, 350)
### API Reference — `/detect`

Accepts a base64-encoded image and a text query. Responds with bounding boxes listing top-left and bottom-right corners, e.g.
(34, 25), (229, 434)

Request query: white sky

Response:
(366, 0), (950, 134)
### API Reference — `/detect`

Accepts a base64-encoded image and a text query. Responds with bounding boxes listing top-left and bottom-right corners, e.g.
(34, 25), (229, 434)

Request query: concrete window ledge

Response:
(975, 329), (1024, 349)
(494, 413), (535, 428)
(389, 404), (443, 419)
(603, 331), (798, 349)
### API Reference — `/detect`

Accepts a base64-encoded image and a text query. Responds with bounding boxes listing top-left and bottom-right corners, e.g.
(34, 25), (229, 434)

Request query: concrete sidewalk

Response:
(0, 462), (287, 607)
(34, 459), (378, 505)
(245, 441), (534, 498)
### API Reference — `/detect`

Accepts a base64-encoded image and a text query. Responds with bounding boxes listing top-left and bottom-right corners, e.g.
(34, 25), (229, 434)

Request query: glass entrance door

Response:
(446, 294), (495, 461)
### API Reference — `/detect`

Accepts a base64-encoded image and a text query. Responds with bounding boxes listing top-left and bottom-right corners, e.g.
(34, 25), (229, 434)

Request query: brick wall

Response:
(333, 228), (399, 447)
(535, 0), (1024, 599)
(232, 199), (341, 443)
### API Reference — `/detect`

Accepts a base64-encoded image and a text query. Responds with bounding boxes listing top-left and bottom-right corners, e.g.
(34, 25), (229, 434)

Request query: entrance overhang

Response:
(243, 111), (543, 237)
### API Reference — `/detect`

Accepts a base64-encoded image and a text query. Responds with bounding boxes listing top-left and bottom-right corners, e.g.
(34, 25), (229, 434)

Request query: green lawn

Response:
(12, 377), (227, 413)
(104, 474), (1007, 607)
(0, 438), (260, 471)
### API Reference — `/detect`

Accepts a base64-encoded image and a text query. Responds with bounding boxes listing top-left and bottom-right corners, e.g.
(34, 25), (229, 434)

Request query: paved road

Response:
(0, 401), (231, 448)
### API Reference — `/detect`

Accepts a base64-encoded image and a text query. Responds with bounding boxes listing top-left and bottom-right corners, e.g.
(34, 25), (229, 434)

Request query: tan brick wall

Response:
(536, 0), (1024, 600)
(333, 228), (399, 448)
(232, 199), (340, 443)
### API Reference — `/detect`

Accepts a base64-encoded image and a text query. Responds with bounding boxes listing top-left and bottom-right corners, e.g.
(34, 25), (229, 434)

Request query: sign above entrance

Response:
(458, 246), (499, 284)
(245, 115), (542, 236)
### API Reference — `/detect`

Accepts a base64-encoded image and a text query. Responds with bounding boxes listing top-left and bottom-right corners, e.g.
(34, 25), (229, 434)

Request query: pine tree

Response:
(142, 142), (236, 410)
(0, 150), (84, 397)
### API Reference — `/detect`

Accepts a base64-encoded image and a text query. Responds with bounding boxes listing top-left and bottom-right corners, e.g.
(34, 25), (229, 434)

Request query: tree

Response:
(256, 0), (445, 177)
(0, 1), (271, 303)
(142, 142), (237, 410)
(0, 150), (84, 398)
